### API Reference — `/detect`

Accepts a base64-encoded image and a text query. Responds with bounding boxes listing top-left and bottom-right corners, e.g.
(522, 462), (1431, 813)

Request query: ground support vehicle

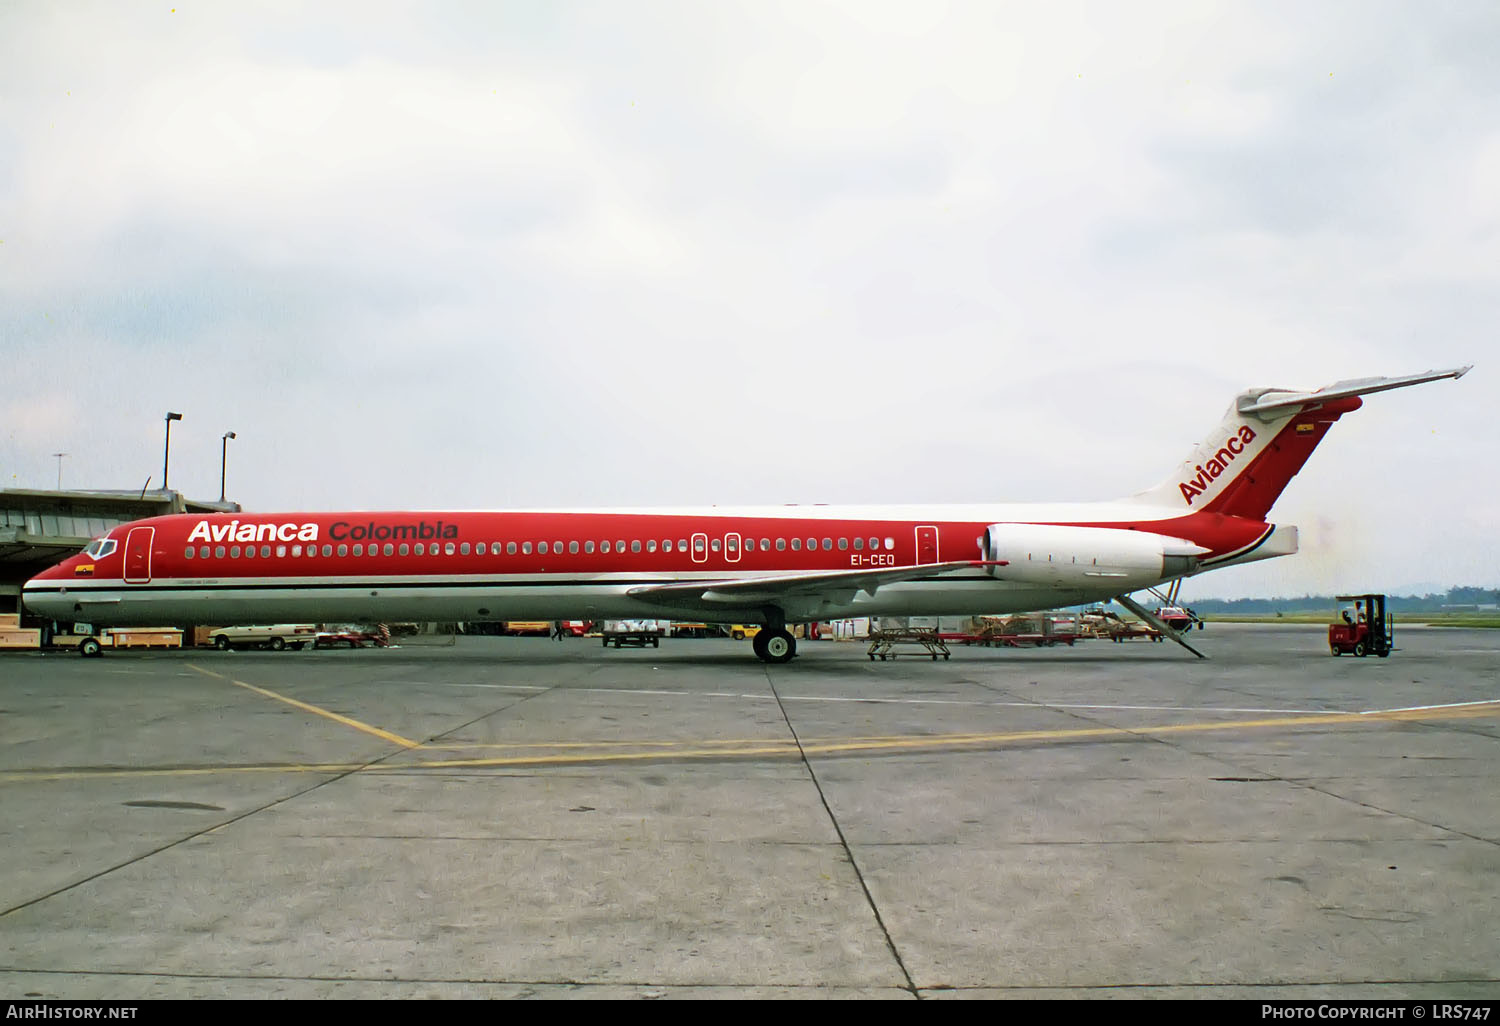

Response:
(66, 627), (184, 657)
(1155, 606), (1204, 631)
(729, 624), (761, 641)
(965, 613), (1082, 647)
(992, 632), (1081, 648)
(1329, 594), (1394, 657)
(314, 627), (389, 649)
(1080, 610), (1162, 642)
(867, 628), (951, 661)
(1108, 626), (1164, 642)
(601, 620), (664, 648)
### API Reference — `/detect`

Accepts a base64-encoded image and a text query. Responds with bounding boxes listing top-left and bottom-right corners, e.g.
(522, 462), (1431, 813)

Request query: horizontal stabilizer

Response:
(1237, 366), (1471, 418)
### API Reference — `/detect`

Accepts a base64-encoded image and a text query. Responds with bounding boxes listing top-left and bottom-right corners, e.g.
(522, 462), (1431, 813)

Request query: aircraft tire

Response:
(751, 631), (769, 660)
(761, 629), (795, 664)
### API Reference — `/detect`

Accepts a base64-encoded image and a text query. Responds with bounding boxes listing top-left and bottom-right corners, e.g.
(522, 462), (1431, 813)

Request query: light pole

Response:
(52, 452), (67, 490)
(163, 412), (183, 492)
(220, 431), (236, 502)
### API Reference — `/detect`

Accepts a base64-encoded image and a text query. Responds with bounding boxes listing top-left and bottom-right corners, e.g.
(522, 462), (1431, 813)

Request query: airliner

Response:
(22, 367), (1470, 662)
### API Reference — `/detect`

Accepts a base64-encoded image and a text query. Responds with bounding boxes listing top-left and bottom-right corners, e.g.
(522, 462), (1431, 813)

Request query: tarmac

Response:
(1, 623), (1497, 999)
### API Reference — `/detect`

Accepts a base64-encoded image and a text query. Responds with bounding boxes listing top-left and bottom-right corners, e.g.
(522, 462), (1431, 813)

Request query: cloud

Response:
(0, 1), (1494, 596)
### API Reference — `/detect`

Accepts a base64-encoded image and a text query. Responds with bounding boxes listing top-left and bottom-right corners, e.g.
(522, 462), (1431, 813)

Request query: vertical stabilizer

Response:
(1125, 368), (1470, 521)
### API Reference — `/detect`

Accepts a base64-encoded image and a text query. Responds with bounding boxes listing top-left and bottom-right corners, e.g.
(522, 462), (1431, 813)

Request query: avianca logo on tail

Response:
(187, 520), (320, 544)
(1179, 426), (1257, 505)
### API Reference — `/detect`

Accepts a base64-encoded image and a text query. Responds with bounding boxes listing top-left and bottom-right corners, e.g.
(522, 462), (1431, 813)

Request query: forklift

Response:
(1328, 594), (1393, 657)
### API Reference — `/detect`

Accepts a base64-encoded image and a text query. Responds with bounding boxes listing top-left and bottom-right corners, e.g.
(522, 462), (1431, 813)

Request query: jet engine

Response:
(979, 523), (1207, 589)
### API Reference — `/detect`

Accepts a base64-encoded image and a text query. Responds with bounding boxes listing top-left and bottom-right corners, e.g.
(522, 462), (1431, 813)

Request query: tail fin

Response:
(1126, 367), (1471, 520)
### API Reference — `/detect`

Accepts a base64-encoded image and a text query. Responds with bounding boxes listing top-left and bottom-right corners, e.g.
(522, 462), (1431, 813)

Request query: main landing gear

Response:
(752, 628), (796, 664)
(751, 608), (797, 664)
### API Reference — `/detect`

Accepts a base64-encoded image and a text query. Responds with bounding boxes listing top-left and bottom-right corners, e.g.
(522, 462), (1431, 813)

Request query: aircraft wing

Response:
(1237, 366), (1471, 417)
(625, 560), (1003, 609)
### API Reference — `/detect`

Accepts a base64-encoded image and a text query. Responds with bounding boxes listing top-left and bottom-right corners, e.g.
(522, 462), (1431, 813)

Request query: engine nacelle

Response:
(979, 523), (1207, 589)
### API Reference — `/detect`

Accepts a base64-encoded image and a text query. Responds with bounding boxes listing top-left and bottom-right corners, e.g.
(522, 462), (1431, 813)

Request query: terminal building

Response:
(0, 488), (238, 620)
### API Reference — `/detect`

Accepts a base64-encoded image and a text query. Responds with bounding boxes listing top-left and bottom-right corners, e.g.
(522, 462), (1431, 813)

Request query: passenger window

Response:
(399, 543), (410, 556)
(585, 540), (595, 554)
(353, 544), (363, 556)
(662, 540), (671, 553)
(523, 542), (533, 555)
(678, 539), (688, 551)
(760, 538), (770, 551)
(476, 543), (487, 555)
(791, 538), (801, 551)
(461, 542), (471, 555)
(616, 539), (625, 552)
(853, 537), (864, 550)
(537, 541), (548, 555)
(445, 543), (455, 555)
(322, 544), (332, 557)
(869, 537), (879, 550)
(647, 540), (656, 553)
(185, 547), (194, 559)
(415, 543), (425, 555)
(838, 538), (848, 550)
(710, 538), (720, 552)
(554, 540), (562, 554)
(507, 542), (517, 555)
(200, 546), (210, 558)
(777, 538), (786, 551)
(338, 544), (348, 556)
(631, 540), (642, 553)
(245, 546), (256, 559)
(601, 541), (611, 554)
(276, 545), (286, 557)
(884, 537), (895, 550)
(383, 543), (394, 556)
(569, 541), (579, 554)
(230, 545), (240, 558)
(821, 538), (831, 551)
(694, 537), (705, 553)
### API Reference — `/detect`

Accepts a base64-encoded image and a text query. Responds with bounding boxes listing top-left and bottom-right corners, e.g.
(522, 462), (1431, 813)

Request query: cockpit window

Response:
(83, 538), (118, 559)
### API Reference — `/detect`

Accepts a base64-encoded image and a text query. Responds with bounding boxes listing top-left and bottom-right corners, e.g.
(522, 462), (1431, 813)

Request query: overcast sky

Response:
(1, 1), (1493, 598)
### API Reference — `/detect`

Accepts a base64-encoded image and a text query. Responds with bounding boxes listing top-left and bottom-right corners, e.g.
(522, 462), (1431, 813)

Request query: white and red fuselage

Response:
(20, 501), (1285, 627)
(20, 368), (1469, 660)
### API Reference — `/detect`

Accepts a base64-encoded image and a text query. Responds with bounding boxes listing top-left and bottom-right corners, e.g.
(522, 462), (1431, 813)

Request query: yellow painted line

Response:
(0, 763), (367, 783)
(186, 663), (422, 750)
(349, 700), (1500, 770)
(2, 699), (1494, 783)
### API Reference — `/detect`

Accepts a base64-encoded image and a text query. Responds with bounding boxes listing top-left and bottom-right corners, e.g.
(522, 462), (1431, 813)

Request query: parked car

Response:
(208, 625), (317, 651)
